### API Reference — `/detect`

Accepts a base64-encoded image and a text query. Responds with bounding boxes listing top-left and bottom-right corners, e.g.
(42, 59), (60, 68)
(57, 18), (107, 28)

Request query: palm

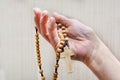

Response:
(64, 19), (95, 61)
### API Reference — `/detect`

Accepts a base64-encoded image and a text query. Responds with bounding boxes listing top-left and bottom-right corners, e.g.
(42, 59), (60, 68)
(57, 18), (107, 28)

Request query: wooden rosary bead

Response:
(37, 56), (40, 59)
(36, 43), (39, 45)
(36, 50), (40, 53)
(35, 34), (39, 37)
(64, 37), (69, 41)
(37, 59), (41, 63)
(35, 34), (39, 36)
(62, 30), (66, 34)
(36, 48), (39, 51)
(57, 23), (62, 27)
(36, 50), (39, 53)
(36, 41), (39, 44)
(61, 26), (66, 30)
(36, 44), (39, 47)
(57, 30), (60, 34)
(59, 34), (65, 41)
(38, 63), (42, 66)
(56, 55), (60, 60)
(56, 56), (60, 60)
(36, 51), (40, 54)
(56, 52), (60, 60)
(58, 44), (63, 49)
(57, 31), (64, 39)
(36, 48), (39, 50)
(37, 59), (41, 62)
(56, 52), (60, 55)
(63, 33), (67, 37)
(39, 70), (43, 74)
(37, 56), (41, 60)
(60, 40), (65, 45)
(53, 72), (58, 78)
(36, 54), (40, 57)
(41, 76), (45, 80)
(37, 60), (41, 63)
(53, 78), (57, 80)
(54, 64), (59, 68)
(36, 49), (39, 52)
(35, 36), (39, 40)
(56, 48), (62, 53)
(37, 56), (41, 59)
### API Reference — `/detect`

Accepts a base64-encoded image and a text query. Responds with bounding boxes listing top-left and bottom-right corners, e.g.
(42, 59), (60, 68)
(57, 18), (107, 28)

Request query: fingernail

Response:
(43, 10), (48, 13)
(53, 12), (58, 15)
(33, 8), (40, 14)
(42, 10), (48, 16)
(50, 17), (54, 20)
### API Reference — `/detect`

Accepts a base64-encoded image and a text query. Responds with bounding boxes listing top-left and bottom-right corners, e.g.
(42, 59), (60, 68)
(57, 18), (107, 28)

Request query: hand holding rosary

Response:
(35, 22), (74, 80)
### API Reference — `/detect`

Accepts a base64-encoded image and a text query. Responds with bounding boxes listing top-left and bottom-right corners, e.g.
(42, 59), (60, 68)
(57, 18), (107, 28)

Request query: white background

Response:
(0, 0), (120, 80)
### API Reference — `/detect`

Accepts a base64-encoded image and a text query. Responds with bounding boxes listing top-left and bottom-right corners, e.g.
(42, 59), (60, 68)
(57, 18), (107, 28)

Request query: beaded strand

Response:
(53, 23), (68, 80)
(35, 27), (46, 80)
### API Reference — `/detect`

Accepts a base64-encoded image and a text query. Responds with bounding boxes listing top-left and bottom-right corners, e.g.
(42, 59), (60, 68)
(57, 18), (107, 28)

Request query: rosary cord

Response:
(52, 23), (68, 80)
(35, 27), (45, 80)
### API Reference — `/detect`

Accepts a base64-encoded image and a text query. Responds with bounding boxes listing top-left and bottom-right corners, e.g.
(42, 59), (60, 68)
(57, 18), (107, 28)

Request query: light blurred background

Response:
(0, 0), (120, 80)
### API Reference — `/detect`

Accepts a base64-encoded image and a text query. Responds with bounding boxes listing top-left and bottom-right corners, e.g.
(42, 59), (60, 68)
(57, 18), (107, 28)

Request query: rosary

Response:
(35, 22), (74, 80)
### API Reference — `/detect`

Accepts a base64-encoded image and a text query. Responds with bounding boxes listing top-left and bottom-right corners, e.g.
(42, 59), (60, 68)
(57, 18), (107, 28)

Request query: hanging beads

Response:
(35, 22), (68, 80)
(35, 27), (45, 80)
(53, 23), (68, 80)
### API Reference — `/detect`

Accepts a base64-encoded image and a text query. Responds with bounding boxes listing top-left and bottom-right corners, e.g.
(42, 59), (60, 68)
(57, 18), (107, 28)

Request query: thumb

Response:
(53, 12), (71, 26)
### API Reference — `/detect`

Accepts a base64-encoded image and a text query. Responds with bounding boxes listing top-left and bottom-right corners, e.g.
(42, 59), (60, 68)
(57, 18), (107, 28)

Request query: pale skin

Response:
(34, 8), (120, 80)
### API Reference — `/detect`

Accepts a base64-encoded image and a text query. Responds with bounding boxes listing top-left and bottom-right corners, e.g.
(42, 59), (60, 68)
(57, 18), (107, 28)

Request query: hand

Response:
(34, 8), (100, 61)
(34, 8), (120, 80)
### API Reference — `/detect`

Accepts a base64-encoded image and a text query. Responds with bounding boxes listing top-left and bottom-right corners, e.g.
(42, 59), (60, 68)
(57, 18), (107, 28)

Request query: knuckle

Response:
(43, 32), (49, 37)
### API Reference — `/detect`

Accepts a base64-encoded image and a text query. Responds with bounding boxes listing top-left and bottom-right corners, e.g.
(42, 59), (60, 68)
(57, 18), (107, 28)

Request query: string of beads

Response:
(35, 23), (68, 80)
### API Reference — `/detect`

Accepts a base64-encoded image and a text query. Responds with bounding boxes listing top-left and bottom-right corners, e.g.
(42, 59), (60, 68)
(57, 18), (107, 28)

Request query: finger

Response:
(33, 8), (42, 33)
(40, 10), (50, 42)
(53, 12), (71, 26)
(48, 17), (60, 48)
